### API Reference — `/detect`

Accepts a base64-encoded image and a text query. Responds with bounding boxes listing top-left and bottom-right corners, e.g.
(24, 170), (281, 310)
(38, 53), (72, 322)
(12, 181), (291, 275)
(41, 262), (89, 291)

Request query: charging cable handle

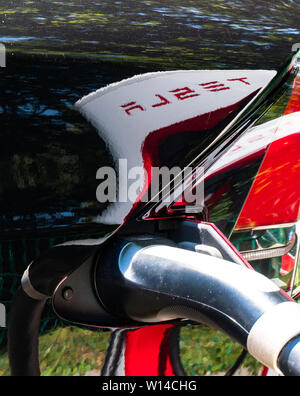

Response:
(96, 242), (300, 375)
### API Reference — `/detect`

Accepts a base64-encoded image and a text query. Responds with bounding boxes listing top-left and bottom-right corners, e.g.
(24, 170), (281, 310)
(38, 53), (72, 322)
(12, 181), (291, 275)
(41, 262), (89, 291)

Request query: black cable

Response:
(171, 324), (248, 377)
(8, 243), (101, 376)
(101, 329), (127, 376)
(8, 287), (47, 376)
(225, 350), (248, 376)
(169, 325), (187, 376)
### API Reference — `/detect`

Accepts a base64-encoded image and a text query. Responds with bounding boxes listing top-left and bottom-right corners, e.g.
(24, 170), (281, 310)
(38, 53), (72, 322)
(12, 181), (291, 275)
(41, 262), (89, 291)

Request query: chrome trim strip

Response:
(233, 225), (296, 261)
(242, 242), (294, 261)
(236, 222), (296, 231)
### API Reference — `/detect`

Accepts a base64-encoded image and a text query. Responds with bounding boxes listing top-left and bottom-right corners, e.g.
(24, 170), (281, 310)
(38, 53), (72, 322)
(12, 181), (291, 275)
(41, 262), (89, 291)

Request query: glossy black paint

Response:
(0, 58), (139, 235)
(1, 0), (299, 70)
